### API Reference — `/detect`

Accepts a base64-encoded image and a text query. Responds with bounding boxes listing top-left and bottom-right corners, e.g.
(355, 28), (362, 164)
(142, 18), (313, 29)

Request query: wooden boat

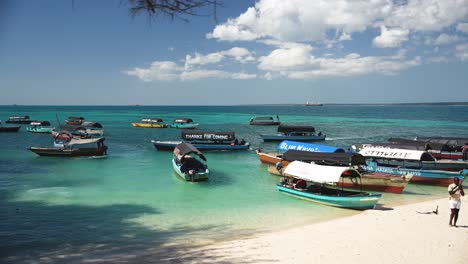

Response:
(132, 118), (168, 128)
(65, 116), (85, 125)
(26, 121), (54, 133)
(362, 161), (466, 186)
(256, 141), (345, 165)
(249, 116), (281, 126)
(277, 161), (381, 210)
(172, 142), (209, 181)
(260, 125), (325, 141)
(152, 131), (250, 151)
(6, 115), (36, 124)
(28, 136), (107, 157)
(170, 118), (199, 129)
(359, 147), (468, 171)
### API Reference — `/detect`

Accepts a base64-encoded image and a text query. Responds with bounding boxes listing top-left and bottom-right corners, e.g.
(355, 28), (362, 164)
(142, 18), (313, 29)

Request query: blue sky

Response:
(1, 0), (468, 105)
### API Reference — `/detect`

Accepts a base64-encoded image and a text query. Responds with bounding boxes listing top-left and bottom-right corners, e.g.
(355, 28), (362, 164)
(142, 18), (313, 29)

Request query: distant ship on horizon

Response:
(305, 101), (323, 106)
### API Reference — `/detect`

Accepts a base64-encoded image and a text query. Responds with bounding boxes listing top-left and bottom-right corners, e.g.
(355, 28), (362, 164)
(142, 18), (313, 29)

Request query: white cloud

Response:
(258, 43), (316, 71)
(456, 22), (468, 33)
(456, 43), (468, 61)
(185, 47), (255, 69)
(124, 61), (182, 81)
(434, 34), (461, 45)
(373, 26), (409, 48)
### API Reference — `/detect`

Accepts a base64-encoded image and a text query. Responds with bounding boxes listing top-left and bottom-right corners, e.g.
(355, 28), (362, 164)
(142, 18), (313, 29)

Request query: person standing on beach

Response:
(448, 178), (465, 227)
(462, 143), (468, 160)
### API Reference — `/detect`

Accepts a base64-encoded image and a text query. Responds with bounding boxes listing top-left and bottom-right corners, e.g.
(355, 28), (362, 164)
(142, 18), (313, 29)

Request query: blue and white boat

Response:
(170, 118), (199, 129)
(261, 125), (325, 142)
(26, 121), (54, 133)
(172, 142), (209, 181)
(277, 161), (381, 210)
(152, 131), (250, 151)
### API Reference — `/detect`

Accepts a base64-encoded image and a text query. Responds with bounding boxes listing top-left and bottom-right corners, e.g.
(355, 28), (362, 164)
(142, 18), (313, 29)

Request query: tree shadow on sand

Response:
(0, 191), (273, 264)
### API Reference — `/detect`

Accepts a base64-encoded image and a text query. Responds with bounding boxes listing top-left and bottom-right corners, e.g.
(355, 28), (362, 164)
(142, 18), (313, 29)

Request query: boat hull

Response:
(170, 123), (199, 129)
(372, 158), (468, 171)
(277, 184), (381, 210)
(256, 150), (282, 165)
(152, 140), (250, 151)
(260, 134), (326, 142)
(249, 121), (281, 126)
(28, 147), (106, 157)
(362, 163), (466, 186)
(172, 159), (209, 181)
(0, 126), (21, 132)
(26, 127), (54, 133)
(132, 123), (168, 128)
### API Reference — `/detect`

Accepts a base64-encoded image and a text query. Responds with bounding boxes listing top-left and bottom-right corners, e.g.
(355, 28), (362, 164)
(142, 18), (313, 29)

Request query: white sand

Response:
(180, 196), (468, 264)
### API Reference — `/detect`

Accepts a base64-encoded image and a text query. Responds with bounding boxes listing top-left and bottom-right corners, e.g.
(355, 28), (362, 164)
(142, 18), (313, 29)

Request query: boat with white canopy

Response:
(28, 133), (107, 157)
(277, 161), (381, 210)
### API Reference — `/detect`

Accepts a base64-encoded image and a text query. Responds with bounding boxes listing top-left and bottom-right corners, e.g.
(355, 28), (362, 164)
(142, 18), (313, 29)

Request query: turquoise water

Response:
(1, 105), (468, 262)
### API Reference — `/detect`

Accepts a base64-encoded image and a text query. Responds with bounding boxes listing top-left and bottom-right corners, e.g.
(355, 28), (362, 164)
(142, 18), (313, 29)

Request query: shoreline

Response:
(166, 196), (468, 264)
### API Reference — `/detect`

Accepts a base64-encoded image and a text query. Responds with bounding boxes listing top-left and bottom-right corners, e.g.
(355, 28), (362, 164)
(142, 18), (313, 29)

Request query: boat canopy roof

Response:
(359, 147), (436, 161)
(174, 118), (193, 123)
(9, 116), (30, 119)
(253, 116), (274, 121)
(68, 137), (105, 146)
(174, 142), (206, 161)
(415, 137), (468, 147)
(141, 118), (163, 123)
(278, 125), (315, 133)
(284, 161), (361, 183)
(68, 116), (85, 120)
(30, 121), (51, 126)
(182, 131), (235, 141)
(282, 150), (366, 166)
(359, 139), (449, 152)
(277, 140), (345, 153)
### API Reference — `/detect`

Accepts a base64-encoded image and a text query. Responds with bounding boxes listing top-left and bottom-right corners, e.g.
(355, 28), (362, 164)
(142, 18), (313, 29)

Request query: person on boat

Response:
(318, 131), (322, 137)
(240, 139), (246, 145)
(295, 179), (307, 190)
(425, 143), (432, 151)
(462, 143), (468, 160)
(448, 177), (465, 227)
(234, 138), (239, 145)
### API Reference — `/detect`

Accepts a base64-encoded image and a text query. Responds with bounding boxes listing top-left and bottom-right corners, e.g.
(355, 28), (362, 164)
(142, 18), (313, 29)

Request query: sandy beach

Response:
(167, 196), (468, 264)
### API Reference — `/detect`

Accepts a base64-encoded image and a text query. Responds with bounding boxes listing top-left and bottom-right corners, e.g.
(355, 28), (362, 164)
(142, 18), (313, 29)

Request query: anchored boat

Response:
(249, 116), (281, 126)
(0, 120), (21, 132)
(6, 116), (36, 124)
(152, 131), (250, 151)
(132, 118), (168, 128)
(172, 142), (209, 181)
(260, 125), (325, 142)
(29, 134), (108, 157)
(170, 118), (199, 129)
(277, 161), (381, 210)
(27, 121), (54, 133)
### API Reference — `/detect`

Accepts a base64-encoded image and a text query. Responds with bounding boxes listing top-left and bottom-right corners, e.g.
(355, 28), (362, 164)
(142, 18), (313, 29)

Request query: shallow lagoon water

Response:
(1, 105), (467, 262)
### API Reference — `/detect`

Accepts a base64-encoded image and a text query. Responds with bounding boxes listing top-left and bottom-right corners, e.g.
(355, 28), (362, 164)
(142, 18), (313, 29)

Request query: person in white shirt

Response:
(448, 177), (465, 227)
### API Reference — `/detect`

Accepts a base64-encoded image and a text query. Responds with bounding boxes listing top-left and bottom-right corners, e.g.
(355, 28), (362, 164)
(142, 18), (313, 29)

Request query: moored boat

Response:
(26, 121), (54, 133)
(57, 124), (104, 137)
(305, 101), (323, 106)
(6, 116), (36, 124)
(277, 161), (381, 210)
(172, 142), (209, 181)
(152, 131), (250, 151)
(0, 121), (21, 132)
(170, 118), (199, 129)
(28, 136), (108, 157)
(260, 125), (325, 142)
(132, 118), (168, 128)
(249, 116), (281, 126)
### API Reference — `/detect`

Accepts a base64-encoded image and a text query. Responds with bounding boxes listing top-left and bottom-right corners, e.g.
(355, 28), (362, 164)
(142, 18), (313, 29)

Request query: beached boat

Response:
(29, 136), (107, 157)
(359, 147), (468, 171)
(249, 116), (281, 126)
(257, 140), (345, 165)
(388, 137), (466, 160)
(260, 125), (325, 141)
(6, 115), (36, 124)
(26, 121), (54, 133)
(172, 142), (209, 181)
(132, 118), (168, 128)
(362, 161), (466, 186)
(277, 161), (381, 210)
(152, 131), (250, 151)
(170, 118), (199, 129)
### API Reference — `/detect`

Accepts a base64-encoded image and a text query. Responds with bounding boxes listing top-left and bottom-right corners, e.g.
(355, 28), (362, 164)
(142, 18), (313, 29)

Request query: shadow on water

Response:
(0, 191), (268, 264)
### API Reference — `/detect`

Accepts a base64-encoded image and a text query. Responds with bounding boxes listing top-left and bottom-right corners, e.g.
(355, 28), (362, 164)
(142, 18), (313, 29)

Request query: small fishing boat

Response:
(6, 116), (36, 124)
(26, 121), (54, 133)
(388, 137), (467, 160)
(0, 121), (21, 132)
(260, 125), (325, 141)
(249, 116), (280, 126)
(58, 124), (104, 137)
(29, 133), (107, 157)
(359, 147), (468, 171)
(277, 161), (381, 210)
(65, 116), (85, 125)
(170, 118), (199, 129)
(132, 118), (168, 128)
(172, 142), (209, 181)
(152, 131), (250, 151)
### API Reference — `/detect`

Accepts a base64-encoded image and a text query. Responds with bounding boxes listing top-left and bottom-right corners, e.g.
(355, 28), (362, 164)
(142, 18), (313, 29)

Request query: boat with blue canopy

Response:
(170, 118), (199, 129)
(260, 125), (326, 142)
(257, 140), (344, 165)
(27, 121), (54, 133)
(172, 142), (209, 181)
(152, 131), (250, 151)
(277, 161), (381, 210)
